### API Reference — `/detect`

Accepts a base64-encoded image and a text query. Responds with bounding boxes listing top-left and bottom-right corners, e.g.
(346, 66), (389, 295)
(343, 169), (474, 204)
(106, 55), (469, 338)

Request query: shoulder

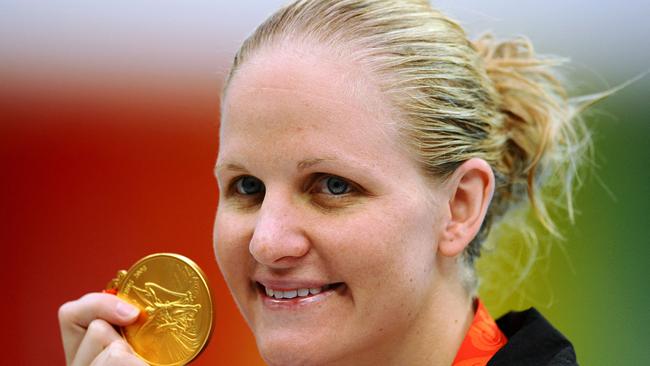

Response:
(487, 308), (578, 366)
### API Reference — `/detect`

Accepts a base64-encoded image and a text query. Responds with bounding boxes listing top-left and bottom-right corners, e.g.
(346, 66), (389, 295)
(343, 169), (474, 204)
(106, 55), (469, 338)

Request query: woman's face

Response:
(214, 44), (451, 366)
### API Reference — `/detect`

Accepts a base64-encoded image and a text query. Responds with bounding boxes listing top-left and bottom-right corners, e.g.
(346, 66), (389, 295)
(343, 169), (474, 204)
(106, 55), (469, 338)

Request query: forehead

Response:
(219, 41), (408, 170)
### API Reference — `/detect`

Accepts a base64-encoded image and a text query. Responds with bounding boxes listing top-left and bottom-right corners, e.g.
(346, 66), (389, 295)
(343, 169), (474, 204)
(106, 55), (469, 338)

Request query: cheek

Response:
(317, 201), (438, 286)
(310, 204), (439, 340)
(213, 212), (251, 281)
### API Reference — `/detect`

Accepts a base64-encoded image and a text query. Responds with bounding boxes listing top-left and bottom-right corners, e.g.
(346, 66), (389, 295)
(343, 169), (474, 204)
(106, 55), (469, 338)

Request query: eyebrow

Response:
(214, 163), (248, 176)
(296, 157), (337, 172)
(215, 157), (339, 176)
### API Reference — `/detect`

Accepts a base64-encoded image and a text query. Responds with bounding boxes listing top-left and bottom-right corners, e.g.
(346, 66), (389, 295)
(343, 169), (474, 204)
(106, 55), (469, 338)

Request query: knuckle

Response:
(105, 347), (128, 359)
(59, 293), (103, 325)
(96, 341), (140, 365)
(86, 319), (112, 342)
(79, 292), (101, 303)
(58, 301), (77, 325)
(80, 292), (98, 300)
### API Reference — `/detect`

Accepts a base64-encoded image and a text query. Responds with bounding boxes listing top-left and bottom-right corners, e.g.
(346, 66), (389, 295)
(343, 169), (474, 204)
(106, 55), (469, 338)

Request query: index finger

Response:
(58, 293), (140, 364)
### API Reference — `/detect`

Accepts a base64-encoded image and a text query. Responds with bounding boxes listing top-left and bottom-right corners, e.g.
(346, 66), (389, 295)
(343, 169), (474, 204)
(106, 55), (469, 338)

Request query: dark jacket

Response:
(487, 308), (578, 366)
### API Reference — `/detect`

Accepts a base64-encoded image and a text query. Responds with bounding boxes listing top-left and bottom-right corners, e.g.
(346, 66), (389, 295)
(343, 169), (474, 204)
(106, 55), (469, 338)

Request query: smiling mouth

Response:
(256, 282), (345, 300)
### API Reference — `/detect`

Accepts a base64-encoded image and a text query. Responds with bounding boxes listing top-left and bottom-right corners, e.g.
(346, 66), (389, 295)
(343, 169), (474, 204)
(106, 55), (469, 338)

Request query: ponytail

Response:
(472, 33), (590, 239)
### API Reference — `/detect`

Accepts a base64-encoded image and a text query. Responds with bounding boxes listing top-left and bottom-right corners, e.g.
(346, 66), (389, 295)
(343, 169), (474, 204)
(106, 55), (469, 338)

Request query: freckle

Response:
(409, 278), (413, 283)
(379, 328), (384, 332)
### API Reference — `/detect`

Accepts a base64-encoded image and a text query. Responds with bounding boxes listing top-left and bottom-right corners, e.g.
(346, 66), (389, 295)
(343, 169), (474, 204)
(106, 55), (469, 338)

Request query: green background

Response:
(479, 75), (650, 365)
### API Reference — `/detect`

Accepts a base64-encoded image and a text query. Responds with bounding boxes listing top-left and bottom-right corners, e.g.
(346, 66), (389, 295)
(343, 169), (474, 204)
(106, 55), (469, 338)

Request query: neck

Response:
(387, 282), (474, 366)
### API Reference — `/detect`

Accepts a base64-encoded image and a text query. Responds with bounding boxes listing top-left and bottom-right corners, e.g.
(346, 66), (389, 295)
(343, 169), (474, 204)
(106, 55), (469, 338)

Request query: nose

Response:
(249, 193), (310, 268)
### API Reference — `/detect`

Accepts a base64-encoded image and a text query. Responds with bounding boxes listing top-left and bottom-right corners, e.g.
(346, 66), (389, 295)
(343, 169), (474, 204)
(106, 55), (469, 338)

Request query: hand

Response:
(58, 292), (147, 366)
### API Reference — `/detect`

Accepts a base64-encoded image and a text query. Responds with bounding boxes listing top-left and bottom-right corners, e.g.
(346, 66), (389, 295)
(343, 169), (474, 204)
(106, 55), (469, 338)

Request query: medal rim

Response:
(116, 252), (214, 366)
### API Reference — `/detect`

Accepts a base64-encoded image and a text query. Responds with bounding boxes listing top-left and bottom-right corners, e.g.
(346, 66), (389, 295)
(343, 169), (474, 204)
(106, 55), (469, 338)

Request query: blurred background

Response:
(1, 0), (648, 365)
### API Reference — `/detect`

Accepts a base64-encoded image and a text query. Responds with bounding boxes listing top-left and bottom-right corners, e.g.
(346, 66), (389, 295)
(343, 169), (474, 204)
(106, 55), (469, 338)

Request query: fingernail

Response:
(116, 302), (139, 319)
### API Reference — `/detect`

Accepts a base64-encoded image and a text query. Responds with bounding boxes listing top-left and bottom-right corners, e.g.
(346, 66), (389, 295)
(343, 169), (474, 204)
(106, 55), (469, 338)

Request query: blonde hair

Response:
(223, 0), (591, 291)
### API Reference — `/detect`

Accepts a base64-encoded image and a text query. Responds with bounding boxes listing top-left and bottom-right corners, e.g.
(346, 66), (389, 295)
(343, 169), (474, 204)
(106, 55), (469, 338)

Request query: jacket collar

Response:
(488, 308), (577, 366)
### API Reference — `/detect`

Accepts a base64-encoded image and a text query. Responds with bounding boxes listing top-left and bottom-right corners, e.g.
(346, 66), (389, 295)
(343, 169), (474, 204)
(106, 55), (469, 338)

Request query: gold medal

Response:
(106, 253), (213, 366)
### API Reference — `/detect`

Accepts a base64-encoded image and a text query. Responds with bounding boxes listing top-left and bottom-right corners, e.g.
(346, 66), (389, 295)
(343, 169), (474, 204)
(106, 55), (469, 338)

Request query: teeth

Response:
(264, 285), (330, 299)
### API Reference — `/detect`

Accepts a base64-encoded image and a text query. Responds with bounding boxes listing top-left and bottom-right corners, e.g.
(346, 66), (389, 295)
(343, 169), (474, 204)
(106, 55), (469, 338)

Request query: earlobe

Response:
(438, 158), (495, 258)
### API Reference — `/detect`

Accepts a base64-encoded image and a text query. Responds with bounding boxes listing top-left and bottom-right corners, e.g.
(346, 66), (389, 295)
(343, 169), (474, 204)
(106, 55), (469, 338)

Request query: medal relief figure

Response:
(131, 282), (202, 356)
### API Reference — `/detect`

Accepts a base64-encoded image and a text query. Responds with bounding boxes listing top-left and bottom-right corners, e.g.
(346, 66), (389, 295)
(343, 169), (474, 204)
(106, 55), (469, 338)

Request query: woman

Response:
(59, 1), (587, 364)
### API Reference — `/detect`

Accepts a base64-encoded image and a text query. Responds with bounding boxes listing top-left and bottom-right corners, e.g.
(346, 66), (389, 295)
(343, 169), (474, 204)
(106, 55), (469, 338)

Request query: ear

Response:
(438, 158), (495, 258)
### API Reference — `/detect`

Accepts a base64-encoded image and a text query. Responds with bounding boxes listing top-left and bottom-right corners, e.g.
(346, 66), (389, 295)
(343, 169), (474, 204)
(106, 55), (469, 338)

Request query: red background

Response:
(1, 71), (265, 364)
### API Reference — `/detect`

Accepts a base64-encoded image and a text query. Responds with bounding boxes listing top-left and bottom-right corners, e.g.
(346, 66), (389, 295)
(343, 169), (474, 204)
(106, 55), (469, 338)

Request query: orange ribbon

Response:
(451, 299), (507, 366)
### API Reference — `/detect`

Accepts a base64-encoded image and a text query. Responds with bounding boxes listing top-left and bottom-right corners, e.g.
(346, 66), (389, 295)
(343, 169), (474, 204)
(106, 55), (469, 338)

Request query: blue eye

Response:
(325, 176), (350, 195)
(235, 176), (264, 195)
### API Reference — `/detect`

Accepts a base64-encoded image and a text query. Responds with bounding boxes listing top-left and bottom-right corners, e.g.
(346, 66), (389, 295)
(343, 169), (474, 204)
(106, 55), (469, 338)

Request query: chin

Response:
(255, 330), (341, 366)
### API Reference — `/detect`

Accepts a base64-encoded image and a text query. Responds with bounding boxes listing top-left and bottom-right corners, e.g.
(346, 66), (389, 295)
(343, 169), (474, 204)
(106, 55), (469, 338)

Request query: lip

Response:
(253, 278), (346, 310)
(255, 278), (333, 291)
